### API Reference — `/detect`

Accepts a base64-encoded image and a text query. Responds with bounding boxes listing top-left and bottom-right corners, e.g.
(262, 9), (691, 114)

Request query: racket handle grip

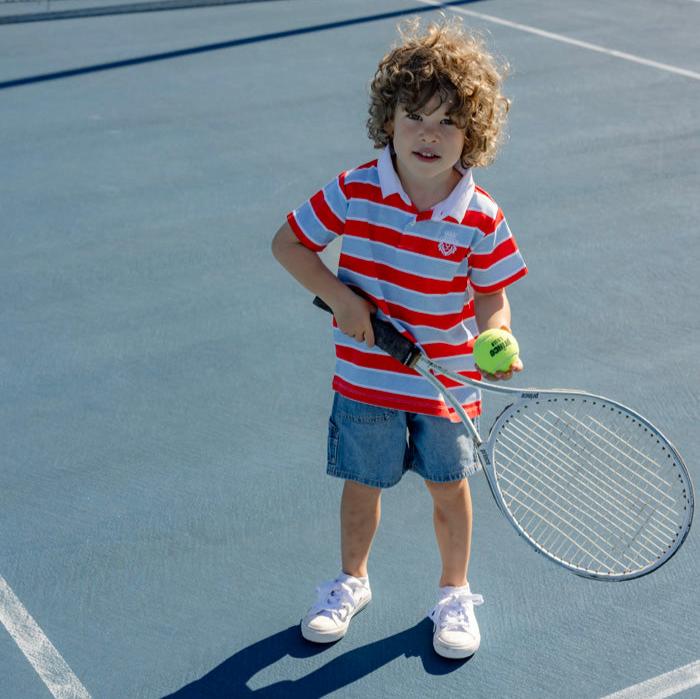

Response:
(312, 296), (421, 368)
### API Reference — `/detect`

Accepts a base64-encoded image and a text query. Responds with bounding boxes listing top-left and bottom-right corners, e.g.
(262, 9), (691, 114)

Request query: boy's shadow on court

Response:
(164, 618), (472, 698)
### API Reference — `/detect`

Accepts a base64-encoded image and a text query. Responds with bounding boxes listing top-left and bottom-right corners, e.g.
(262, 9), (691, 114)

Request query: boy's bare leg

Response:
(425, 479), (472, 587)
(341, 480), (382, 578)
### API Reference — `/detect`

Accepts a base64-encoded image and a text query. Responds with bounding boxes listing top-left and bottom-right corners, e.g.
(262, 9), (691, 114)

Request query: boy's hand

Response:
(332, 292), (376, 348)
(477, 357), (524, 381)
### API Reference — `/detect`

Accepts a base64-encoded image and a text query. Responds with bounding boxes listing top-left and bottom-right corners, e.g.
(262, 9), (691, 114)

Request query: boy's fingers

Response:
(478, 362), (522, 381)
(477, 368), (496, 381)
(363, 309), (375, 347)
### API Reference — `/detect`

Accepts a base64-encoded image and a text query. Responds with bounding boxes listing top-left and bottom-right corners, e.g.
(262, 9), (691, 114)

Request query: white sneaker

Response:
(300, 573), (372, 643)
(428, 584), (484, 659)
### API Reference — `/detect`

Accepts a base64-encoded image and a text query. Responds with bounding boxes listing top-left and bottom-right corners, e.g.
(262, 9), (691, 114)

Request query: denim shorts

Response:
(326, 393), (481, 489)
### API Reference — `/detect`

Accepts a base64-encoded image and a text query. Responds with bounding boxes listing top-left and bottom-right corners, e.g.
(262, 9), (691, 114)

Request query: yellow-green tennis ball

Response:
(473, 328), (519, 373)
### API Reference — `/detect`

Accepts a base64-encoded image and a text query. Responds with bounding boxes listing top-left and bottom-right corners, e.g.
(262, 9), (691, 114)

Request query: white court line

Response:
(600, 660), (700, 698)
(0, 575), (91, 699)
(417, 0), (700, 81)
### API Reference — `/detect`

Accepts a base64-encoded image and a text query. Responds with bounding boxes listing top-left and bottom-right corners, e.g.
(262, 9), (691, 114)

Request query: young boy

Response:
(271, 18), (526, 659)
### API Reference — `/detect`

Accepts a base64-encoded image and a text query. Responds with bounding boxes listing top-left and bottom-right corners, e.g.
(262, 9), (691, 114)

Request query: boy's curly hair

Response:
(367, 17), (510, 168)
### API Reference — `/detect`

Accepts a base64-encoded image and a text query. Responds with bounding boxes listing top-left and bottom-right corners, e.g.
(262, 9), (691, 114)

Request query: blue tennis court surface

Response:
(1, 1), (699, 696)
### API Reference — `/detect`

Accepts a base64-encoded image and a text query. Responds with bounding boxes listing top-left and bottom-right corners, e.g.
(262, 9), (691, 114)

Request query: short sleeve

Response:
(286, 171), (349, 252)
(467, 210), (528, 293)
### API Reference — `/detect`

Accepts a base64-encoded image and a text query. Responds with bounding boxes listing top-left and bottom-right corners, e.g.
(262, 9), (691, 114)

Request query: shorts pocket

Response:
(327, 420), (339, 466)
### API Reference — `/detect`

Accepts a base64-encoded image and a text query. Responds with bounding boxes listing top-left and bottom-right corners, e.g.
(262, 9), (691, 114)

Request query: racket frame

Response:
(416, 353), (694, 581)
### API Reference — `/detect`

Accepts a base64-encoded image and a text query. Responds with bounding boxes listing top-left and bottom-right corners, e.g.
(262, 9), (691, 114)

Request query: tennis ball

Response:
(473, 328), (519, 374)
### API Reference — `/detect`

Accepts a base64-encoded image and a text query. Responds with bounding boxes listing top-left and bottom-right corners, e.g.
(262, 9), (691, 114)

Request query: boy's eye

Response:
(406, 112), (421, 120)
(441, 118), (455, 126)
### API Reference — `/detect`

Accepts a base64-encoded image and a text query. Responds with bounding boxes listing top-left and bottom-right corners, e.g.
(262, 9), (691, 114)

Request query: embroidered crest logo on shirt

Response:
(438, 230), (458, 257)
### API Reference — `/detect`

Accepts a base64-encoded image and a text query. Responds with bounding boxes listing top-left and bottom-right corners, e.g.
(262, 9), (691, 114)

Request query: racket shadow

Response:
(163, 619), (470, 697)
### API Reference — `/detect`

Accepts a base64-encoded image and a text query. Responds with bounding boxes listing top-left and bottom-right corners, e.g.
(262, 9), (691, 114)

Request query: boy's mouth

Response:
(413, 150), (440, 162)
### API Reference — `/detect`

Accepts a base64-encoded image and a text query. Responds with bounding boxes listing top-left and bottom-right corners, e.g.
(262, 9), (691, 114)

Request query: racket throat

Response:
(414, 362), (481, 443)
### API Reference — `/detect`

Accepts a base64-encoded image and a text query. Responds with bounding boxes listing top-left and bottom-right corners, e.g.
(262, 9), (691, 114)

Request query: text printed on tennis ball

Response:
(488, 338), (512, 357)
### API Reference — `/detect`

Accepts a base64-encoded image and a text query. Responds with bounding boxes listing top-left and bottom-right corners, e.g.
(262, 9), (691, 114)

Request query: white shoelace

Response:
(429, 589), (484, 632)
(307, 579), (359, 622)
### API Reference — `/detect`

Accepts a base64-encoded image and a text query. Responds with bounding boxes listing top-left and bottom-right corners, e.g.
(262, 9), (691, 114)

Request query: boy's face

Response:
(386, 94), (466, 188)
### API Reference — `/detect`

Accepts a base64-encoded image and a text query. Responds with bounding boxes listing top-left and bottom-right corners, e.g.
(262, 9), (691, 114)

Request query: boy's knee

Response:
(424, 478), (468, 502)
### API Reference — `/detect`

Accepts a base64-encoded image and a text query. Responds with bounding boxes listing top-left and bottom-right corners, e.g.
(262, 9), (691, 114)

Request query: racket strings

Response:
(505, 417), (662, 539)
(562, 411), (679, 505)
(534, 407), (681, 567)
(524, 412), (679, 536)
(555, 414), (681, 535)
(536, 407), (683, 522)
(499, 431), (665, 569)
(498, 430), (666, 558)
(493, 399), (689, 576)
(497, 470), (635, 569)
(498, 448), (655, 568)
(590, 414), (678, 477)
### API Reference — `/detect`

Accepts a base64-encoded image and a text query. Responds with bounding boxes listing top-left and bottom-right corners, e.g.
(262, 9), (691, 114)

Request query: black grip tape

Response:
(312, 296), (420, 368)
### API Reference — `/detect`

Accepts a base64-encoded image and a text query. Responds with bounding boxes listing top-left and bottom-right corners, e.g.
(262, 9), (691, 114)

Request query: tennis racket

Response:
(313, 296), (694, 581)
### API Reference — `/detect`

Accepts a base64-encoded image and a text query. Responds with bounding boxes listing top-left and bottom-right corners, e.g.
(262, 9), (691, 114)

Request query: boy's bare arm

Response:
(472, 288), (523, 380)
(473, 287), (512, 332)
(271, 222), (376, 347)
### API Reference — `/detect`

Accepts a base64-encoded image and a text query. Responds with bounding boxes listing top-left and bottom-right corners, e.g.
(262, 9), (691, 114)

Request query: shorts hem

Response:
(326, 467), (401, 489)
(418, 465), (481, 483)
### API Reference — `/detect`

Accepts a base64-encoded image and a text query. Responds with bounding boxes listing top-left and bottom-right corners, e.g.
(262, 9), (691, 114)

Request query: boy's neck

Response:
(393, 156), (463, 213)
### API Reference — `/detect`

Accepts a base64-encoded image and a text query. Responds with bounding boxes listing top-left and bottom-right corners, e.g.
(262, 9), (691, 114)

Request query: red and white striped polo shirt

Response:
(287, 146), (527, 420)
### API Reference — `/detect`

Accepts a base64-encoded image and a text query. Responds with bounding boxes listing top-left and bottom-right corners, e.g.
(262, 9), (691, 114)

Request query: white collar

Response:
(377, 145), (475, 222)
